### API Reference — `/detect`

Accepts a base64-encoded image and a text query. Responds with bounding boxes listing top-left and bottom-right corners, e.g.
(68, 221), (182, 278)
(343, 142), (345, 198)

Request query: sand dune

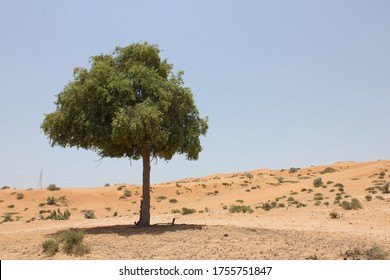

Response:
(1, 160), (390, 259)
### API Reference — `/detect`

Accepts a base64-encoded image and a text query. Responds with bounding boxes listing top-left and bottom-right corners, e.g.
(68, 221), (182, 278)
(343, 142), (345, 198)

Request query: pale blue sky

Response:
(1, 0), (389, 188)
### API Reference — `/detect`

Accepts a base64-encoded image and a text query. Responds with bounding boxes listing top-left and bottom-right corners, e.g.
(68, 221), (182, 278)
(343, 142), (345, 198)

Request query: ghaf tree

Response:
(41, 43), (208, 227)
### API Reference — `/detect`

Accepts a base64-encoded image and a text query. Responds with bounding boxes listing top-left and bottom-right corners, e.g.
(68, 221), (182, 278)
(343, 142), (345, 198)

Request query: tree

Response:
(41, 43), (208, 227)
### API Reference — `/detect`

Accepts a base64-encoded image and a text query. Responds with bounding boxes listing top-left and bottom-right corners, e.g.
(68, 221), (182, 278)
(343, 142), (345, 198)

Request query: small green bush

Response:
(351, 198), (362, 210)
(169, 199), (178, 203)
(341, 201), (352, 210)
(236, 199), (244, 204)
(262, 203), (272, 211)
(289, 167), (299, 174)
(313, 177), (323, 188)
(157, 196), (167, 200)
(229, 205), (254, 213)
(123, 190), (131, 197)
(47, 196), (56, 205)
(117, 186), (124, 191)
(104, 183), (110, 187)
(329, 211), (340, 219)
(42, 239), (59, 256)
(7, 204), (14, 208)
(83, 210), (96, 219)
(382, 182), (389, 194)
(181, 207), (196, 215)
(365, 195), (372, 201)
(58, 230), (90, 256)
(16, 193), (24, 200)
(321, 167), (336, 174)
(2, 213), (14, 223)
(171, 209), (181, 214)
(47, 184), (61, 191)
(47, 209), (71, 220)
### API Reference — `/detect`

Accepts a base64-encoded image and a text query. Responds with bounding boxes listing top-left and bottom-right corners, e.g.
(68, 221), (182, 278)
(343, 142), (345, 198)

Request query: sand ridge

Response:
(1, 160), (390, 259)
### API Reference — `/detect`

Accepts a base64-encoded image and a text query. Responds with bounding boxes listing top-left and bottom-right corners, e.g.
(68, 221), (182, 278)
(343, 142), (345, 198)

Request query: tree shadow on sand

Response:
(50, 223), (206, 238)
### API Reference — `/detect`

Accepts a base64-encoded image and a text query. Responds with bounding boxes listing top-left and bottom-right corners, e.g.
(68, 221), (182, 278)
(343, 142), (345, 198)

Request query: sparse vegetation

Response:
(313, 177), (323, 188)
(229, 205), (254, 213)
(169, 199), (178, 203)
(83, 210), (96, 219)
(382, 182), (389, 194)
(16, 193), (24, 200)
(123, 190), (131, 197)
(47, 184), (61, 191)
(47, 209), (71, 220)
(181, 207), (196, 215)
(47, 196), (56, 205)
(365, 195), (372, 201)
(351, 198), (362, 210)
(289, 167), (299, 174)
(329, 211), (340, 219)
(58, 230), (90, 256)
(2, 213), (14, 223)
(42, 239), (59, 256)
(346, 244), (388, 260)
(321, 167), (336, 174)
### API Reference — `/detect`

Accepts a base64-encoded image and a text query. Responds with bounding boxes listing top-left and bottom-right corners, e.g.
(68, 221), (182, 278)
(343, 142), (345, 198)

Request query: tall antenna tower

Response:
(37, 169), (43, 189)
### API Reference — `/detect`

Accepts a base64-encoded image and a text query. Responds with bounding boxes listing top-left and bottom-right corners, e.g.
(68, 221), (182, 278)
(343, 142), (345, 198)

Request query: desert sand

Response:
(1, 160), (390, 260)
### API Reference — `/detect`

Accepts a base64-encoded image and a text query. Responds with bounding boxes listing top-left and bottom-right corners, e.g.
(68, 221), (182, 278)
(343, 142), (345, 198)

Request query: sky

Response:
(0, 0), (389, 188)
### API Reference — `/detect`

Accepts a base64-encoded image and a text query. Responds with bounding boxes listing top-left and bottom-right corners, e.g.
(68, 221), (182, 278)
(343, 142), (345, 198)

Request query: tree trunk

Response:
(136, 147), (151, 227)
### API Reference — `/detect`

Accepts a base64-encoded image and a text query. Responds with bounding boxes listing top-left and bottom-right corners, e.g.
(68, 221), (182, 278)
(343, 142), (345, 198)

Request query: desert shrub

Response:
(47, 209), (71, 220)
(245, 173), (254, 180)
(222, 205), (228, 210)
(83, 210), (96, 219)
(329, 211), (340, 219)
(181, 207), (196, 215)
(327, 181), (334, 184)
(313, 177), (323, 188)
(58, 230), (90, 256)
(262, 203), (272, 211)
(334, 183), (344, 189)
(301, 188), (307, 192)
(171, 209), (181, 214)
(347, 244), (388, 260)
(365, 195), (372, 201)
(123, 190), (131, 197)
(117, 185), (123, 191)
(351, 198), (362, 210)
(169, 199), (178, 203)
(314, 200), (321, 206)
(278, 203), (285, 208)
(365, 245), (388, 260)
(113, 211), (118, 217)
(16, 193), (24, 200)
(376, 195), (384, 200)
(289, 167), (299, 173)
(42, 239), (59, 256)
(287, 197), (294, 202)
(38, 203), (46, 207)
(338, 186), (344, 192)
(7, 204), (14, 208)
(229, 205), (254, 213)
(321, 167), (336, 174)
(1, 186), (10, 190)
(236, 199), (244, 204)
(104, 183), (110, 187)
(47, 184), (61, 191)
(157, 196), (167, 200)
(382, 182), (389, 194)
(47, 196), (56, 205)
(105, 207), (111, 211)
(324, 202), (330, 206)
(2, 213), (14, 223)
(341, 201), (352, 210)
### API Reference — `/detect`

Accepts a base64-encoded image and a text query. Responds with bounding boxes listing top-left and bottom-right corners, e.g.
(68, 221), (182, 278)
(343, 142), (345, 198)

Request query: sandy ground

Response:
(1, 160), (390, 260)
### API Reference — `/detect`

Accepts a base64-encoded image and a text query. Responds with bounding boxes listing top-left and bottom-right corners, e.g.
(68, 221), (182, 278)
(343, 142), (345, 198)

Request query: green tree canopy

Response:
(41, 43), (208, 226)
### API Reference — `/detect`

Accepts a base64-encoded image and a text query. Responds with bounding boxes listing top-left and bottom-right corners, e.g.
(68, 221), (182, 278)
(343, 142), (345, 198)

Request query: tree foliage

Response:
(41, 43), (208, 162)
